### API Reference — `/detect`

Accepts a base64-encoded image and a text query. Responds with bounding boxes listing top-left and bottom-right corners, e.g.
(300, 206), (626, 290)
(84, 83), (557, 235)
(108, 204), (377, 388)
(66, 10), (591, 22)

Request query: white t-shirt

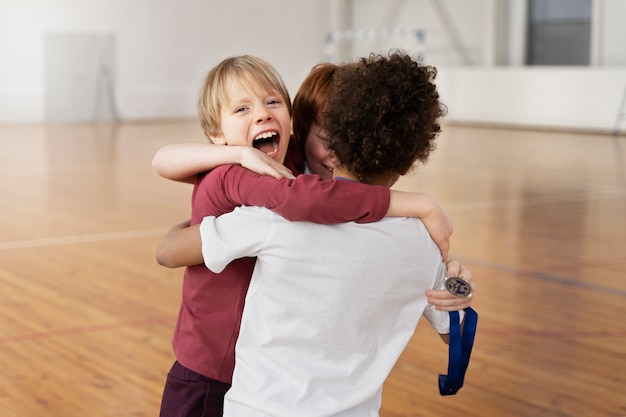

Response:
(200, 206), (450, 417)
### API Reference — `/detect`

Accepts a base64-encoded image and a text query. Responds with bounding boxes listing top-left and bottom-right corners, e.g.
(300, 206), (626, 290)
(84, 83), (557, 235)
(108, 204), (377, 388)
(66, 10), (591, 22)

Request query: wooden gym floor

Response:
(0, 121), (624, 417)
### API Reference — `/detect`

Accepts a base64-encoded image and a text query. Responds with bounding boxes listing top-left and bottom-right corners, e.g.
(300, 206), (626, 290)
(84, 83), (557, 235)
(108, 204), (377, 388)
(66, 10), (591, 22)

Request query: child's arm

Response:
(153, 143), (451, 256)
(209, 165), (452, 260)
(151, 142), (295, 184)
(156, 219), (203, 268)
(209, 164), (390, 222)
(155, 219), (475, 313)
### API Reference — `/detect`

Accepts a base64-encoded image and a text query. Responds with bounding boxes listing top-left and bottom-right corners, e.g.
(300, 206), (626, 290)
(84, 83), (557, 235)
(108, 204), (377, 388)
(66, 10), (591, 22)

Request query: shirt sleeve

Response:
(213, 164), (391, 224)
(200, 206), (270, 273)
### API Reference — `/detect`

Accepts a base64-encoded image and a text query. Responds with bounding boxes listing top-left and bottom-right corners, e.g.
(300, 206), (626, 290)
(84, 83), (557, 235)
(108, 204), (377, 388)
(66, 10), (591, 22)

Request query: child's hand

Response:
(240, 147), (296, 180)
(426, 259), (474, 311)
(420, 196), (452, 262)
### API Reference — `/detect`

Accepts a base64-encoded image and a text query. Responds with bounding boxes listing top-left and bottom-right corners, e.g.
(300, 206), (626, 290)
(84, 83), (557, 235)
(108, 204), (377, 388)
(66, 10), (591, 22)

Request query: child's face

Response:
(304, 122), (335, 180)
(211, 80), (291, 165)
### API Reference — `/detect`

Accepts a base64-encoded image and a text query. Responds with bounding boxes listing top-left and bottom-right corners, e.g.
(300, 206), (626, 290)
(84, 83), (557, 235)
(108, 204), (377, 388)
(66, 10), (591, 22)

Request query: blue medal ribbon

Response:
(438, 307), (478, 396)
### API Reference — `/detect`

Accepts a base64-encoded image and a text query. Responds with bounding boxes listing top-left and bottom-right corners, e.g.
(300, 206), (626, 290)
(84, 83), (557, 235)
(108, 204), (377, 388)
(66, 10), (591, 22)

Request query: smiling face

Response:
(210, 79), (292, 165)
(304, 122), (334, 180)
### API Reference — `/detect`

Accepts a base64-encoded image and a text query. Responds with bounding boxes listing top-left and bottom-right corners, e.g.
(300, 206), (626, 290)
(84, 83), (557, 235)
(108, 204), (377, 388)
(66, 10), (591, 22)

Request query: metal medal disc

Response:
(444, 276), (472, 298)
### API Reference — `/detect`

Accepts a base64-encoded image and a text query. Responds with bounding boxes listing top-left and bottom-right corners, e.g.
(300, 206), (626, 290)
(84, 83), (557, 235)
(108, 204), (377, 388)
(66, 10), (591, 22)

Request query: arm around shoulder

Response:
(230, 172), (391, 224)
(387, 190), (452, 261)
(152, 142), (219, 183)
(152, 142), (294, 183)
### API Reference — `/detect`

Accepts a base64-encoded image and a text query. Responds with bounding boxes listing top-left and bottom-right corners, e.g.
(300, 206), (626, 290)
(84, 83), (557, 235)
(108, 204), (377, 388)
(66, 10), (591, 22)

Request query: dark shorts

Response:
(159, 361), (231, 417)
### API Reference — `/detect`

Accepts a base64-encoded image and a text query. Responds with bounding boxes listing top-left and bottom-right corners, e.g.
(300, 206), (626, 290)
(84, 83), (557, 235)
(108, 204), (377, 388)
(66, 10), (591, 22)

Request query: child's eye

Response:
(235, 106), (247, 113)
(267, 99), (281, 106)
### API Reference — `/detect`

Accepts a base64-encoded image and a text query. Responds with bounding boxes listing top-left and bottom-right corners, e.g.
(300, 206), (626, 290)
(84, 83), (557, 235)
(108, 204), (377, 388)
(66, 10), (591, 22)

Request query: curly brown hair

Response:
(321, 52), (445, 184)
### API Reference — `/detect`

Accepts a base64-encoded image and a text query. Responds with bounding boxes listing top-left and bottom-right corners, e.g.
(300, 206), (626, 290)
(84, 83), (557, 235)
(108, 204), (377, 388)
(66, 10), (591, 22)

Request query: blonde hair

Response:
(197, 55), (292, 138)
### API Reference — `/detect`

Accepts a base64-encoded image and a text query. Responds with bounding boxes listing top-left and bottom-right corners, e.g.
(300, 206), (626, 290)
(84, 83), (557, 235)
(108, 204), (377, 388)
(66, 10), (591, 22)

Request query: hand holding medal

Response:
(444, 275), (473, 298)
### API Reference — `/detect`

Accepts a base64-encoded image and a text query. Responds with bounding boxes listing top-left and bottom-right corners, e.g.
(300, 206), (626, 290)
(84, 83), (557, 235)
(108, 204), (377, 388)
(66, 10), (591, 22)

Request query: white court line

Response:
(0, 228), (168, 250)
(2, 188), (623, 251)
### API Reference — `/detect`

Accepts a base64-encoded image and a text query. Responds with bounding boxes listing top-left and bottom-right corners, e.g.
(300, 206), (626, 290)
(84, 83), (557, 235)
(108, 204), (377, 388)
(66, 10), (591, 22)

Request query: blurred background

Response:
(1, 1), (625, 416)
(1, 0), (625, 132)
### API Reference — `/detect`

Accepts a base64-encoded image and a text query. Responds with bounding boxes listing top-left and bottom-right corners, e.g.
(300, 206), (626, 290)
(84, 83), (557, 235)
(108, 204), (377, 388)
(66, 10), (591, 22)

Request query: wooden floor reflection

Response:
(0, 121), (624, 416)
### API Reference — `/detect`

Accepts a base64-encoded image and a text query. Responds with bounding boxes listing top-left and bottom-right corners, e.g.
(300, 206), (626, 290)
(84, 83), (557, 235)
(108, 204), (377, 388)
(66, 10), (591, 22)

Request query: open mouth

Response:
(253, 131), (279, 157)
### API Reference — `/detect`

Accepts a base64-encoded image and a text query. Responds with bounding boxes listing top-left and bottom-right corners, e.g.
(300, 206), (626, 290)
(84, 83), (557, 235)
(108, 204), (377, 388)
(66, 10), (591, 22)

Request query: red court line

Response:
(0, 316), (176, 344)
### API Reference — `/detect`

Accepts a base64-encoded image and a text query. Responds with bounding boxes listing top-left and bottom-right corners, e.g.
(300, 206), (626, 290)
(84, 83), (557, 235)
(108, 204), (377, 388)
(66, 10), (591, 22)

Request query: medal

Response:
(444, 276), (472, 298)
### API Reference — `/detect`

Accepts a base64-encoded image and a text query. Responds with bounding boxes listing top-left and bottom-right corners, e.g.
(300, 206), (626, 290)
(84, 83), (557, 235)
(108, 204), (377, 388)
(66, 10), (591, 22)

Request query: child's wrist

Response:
(235, 146), (249, 166)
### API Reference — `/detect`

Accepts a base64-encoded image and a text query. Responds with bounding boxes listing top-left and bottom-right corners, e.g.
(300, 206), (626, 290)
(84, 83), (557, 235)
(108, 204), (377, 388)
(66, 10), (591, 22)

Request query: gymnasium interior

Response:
(0, 1), (624, 416)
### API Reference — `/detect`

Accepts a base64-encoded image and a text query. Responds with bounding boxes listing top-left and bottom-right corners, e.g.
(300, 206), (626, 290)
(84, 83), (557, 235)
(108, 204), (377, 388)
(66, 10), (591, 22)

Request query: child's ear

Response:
(205, 125), (226, 145)
(209, 134), (227, 145)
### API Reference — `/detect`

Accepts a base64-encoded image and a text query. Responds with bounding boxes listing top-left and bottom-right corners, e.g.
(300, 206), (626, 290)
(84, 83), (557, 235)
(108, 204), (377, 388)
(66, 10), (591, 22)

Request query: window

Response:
(526, 0), (592, 65)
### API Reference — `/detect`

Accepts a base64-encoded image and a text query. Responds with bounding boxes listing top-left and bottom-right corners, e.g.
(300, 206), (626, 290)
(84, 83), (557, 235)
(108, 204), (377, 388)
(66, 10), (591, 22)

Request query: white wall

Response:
(0, 0), (329, 123)
(437, 67), (626, 132)
(1, 0), (625, 132)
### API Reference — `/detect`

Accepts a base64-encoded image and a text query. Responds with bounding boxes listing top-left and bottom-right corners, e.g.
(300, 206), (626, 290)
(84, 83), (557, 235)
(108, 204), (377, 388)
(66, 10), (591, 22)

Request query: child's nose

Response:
(256, 109), (272, 123)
